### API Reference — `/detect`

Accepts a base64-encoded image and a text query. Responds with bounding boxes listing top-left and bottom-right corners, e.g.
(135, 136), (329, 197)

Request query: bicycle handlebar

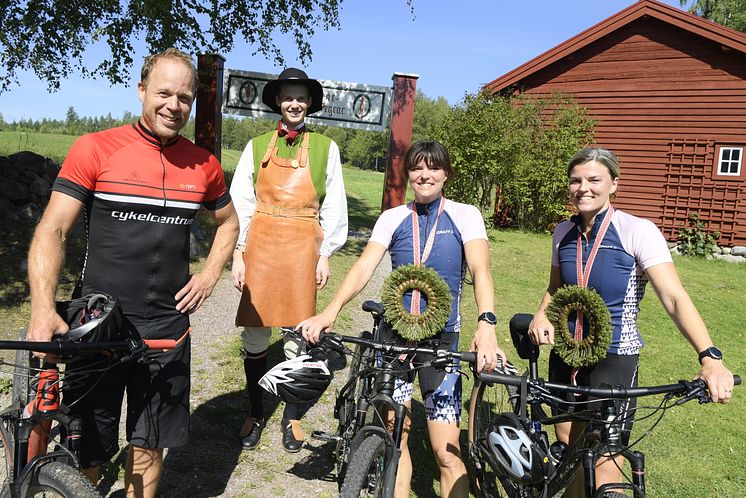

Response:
(0, 338), (178, 355)
(317, 331), (477, 365)
(478, 369), (740, 401)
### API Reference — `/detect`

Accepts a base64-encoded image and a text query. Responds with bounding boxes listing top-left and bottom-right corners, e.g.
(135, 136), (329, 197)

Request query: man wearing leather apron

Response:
(229, 68), (348, 452)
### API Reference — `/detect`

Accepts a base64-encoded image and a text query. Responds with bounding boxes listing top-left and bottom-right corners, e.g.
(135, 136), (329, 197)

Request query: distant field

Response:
(0, 131), (78, 163)
(1, 130), (246, 170)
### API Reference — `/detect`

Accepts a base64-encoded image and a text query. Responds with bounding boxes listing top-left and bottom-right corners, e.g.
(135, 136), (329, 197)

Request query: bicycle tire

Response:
(335, 330), (374, 481)
(467, 377), (519, 498)
(26, 461), (101, 497)
(12, 329), (40, 410)
(339, 433), (387, 498)
(0, 415), (13, 488)
(3, 330), (40, 480)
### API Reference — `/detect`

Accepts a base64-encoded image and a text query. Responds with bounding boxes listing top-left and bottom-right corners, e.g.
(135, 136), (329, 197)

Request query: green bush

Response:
(677, 212), (719, 258)
(436, 92), (594, 231)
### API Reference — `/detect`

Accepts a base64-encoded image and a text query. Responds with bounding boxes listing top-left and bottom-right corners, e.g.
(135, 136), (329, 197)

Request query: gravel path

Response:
(99, 252), (392, 498)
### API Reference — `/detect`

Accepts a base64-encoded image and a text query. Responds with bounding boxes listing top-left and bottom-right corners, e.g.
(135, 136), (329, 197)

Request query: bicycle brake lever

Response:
(117, 343), (150, 365)
(673, 380), (709, 406)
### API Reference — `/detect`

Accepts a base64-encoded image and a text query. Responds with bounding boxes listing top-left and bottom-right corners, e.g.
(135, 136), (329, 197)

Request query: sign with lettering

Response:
(222, 69), (392, 132)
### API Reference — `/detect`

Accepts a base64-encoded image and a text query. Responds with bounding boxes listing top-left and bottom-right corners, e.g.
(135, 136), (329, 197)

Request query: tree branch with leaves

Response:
(0, 0), (350, 92)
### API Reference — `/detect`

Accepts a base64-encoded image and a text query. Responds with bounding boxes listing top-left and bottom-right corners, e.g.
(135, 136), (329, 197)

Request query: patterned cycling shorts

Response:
(393, 365), (463, 423)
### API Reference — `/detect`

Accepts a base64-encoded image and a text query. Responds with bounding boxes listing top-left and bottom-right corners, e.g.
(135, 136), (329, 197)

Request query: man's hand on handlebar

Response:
(27, 309), (68, 363)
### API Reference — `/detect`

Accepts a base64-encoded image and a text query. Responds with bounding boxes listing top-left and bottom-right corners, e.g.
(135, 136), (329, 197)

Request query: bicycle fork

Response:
(15, 367), (83, 479)
(584, 408), (646, 498)
(361, 369), (406, 498)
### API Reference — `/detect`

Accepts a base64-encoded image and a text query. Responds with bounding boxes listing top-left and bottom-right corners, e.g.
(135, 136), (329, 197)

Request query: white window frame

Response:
(717, 146), (742, 176)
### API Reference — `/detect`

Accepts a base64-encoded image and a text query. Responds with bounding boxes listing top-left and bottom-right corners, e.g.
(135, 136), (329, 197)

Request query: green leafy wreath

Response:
(380, 264), (452, 341)
(546, 285), (612, 368)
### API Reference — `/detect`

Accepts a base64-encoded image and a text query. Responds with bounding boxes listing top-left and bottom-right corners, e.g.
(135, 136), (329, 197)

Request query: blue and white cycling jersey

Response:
(551, 208), (672, 355)
(370, 196), (488, 334)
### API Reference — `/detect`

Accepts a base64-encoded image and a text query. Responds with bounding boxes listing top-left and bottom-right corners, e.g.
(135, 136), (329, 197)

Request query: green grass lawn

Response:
(2, 132), (744, 497)
(0, 131), (78, 163)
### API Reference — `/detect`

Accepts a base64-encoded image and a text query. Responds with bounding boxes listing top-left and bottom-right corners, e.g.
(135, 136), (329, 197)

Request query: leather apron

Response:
(235, 132), (323, 327)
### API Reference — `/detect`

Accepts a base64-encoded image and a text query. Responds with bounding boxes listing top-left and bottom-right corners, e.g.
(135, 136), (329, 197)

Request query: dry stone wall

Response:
(0, 151), (210, 260)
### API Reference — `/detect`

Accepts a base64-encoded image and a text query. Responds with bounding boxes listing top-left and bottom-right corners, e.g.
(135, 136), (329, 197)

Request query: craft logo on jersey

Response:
(179, 183), (197, 190)
(127, 170), (146, 184)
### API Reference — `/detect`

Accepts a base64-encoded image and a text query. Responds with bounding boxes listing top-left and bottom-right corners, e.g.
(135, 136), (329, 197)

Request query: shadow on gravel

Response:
(287, 439), (337, 483)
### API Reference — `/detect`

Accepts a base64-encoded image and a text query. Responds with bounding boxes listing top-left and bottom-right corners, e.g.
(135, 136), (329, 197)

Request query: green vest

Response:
(251, 129), (331, 204)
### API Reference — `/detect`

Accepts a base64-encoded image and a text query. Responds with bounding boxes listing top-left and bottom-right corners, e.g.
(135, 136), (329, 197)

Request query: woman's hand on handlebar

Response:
(471, 321), (507, 372)
(296, 310), (337, 345)
(528, 312), (554, 346)
(697, 359), (736, 403)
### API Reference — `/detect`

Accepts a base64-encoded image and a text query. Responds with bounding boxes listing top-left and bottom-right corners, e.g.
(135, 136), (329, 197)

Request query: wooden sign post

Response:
(381, 73), (418, 211)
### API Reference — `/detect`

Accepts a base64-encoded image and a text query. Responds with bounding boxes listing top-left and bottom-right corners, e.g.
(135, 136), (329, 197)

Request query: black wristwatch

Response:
(698, 346), (723, 364)
(478, 312), (497, 325)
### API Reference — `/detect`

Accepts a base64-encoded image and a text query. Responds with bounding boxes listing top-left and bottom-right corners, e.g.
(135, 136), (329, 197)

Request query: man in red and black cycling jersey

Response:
(26, 48), (239, 498)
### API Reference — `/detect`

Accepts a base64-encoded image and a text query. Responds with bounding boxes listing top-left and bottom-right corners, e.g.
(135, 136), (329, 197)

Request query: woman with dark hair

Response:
(298, 140), (505, 497)
(528, 146), (734, 495)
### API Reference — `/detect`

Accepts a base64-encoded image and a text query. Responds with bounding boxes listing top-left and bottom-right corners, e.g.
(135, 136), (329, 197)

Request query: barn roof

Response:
(486, 0), (746, 92)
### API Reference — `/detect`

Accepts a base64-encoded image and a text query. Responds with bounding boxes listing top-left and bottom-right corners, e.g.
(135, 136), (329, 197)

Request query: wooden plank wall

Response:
(511, 17), (746, 245)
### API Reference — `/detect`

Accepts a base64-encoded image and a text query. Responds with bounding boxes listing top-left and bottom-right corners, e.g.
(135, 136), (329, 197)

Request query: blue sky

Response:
(0, 0), (689, 122)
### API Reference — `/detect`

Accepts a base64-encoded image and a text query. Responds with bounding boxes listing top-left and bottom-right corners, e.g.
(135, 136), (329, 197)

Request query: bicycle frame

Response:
(540, 408), (645, 498)
(0, 337), (177, 498)
(0, 361), (81, 498)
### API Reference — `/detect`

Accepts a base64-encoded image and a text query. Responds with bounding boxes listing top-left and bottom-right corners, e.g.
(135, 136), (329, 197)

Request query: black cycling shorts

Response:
(548, 350), (639, 445)
(62, 313), (191, 468)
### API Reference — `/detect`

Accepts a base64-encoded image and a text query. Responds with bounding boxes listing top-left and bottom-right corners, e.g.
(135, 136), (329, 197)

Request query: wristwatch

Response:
(698, 346), (723, 364)
(478, 312), (497, 325)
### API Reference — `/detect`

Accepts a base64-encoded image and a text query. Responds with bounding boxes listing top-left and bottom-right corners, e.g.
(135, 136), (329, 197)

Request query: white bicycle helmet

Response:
(259, 351), (333, 404)
(486, 412), (552, 484)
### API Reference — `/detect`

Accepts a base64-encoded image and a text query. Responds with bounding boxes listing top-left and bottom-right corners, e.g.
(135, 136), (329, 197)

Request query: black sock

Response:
(243, 350), (267, 420)
(283, 401), (313, 421)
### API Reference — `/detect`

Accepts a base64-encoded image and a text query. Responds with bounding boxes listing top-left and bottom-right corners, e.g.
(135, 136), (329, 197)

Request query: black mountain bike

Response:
(468, 314), (741, 498)
(312, 300), (477, 498)
(0, 332), (176, 498)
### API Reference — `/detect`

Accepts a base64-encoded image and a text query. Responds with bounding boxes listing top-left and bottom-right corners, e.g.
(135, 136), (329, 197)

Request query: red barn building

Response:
(486, 0), (746, 246)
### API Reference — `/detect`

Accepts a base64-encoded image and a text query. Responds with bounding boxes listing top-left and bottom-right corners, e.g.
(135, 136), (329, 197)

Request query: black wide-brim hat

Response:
(262, 67), (324, 116)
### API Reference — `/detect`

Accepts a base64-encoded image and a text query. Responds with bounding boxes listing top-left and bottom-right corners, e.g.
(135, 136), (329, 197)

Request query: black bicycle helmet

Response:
(485, 412), (553, 484)
(259, 349), (333, 404)
(56, 292), (123, 344)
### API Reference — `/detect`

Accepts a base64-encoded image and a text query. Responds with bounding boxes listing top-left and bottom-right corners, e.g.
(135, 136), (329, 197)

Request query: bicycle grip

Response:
(144, 339), (178, 350)
(460, 352), (477, 364)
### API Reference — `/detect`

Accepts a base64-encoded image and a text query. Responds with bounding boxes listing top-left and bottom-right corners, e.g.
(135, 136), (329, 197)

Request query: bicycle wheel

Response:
(0, 414), (13, 489)
(467, 377), (519, 498)
(335, 330), (374, 480)
(2, 331), (40, 481)
(26, 461), (101, 497)
(12, 329), (40, 410)
(339, 433), (387, 498)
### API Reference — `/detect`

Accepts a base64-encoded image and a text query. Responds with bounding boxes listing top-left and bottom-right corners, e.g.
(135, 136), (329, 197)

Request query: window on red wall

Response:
(713, 145), (745, 181)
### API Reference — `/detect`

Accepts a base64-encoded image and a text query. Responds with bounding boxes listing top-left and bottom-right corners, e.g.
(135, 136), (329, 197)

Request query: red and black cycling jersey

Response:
(53, 121), (231, 319)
